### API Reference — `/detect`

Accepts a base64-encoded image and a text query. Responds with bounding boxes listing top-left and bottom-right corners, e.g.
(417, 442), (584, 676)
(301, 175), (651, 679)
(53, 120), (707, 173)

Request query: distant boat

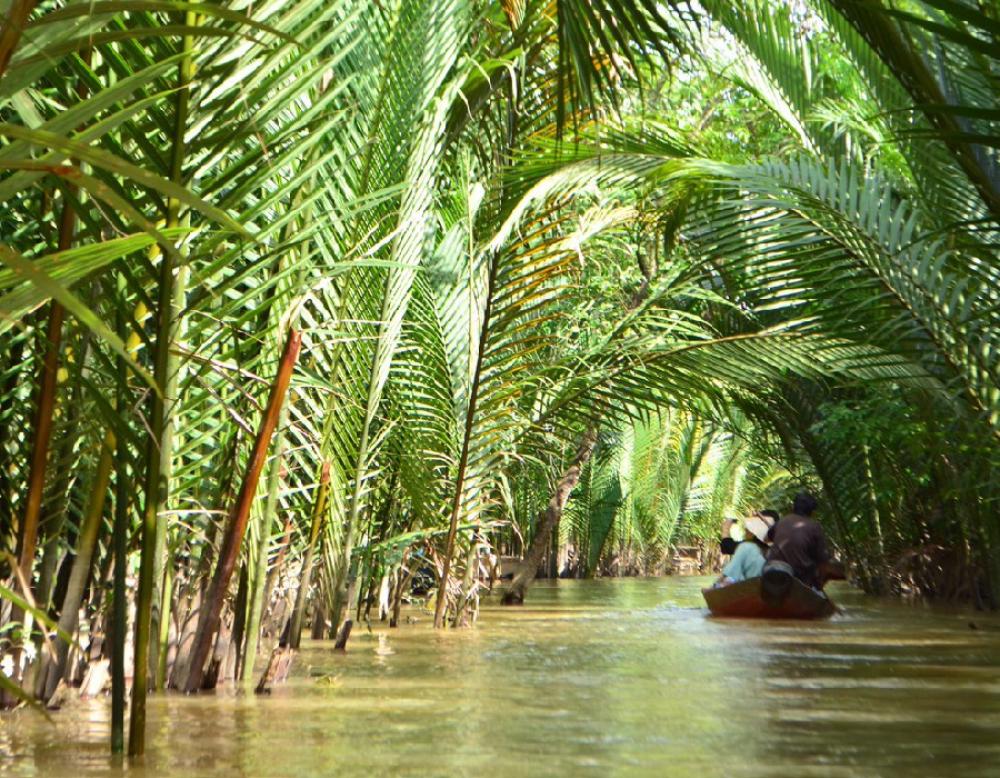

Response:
(702, 574), (836, 620)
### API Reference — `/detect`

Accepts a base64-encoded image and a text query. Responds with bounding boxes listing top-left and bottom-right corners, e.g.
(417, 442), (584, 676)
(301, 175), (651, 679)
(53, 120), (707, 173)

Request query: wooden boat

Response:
(702, 575), (836, 620)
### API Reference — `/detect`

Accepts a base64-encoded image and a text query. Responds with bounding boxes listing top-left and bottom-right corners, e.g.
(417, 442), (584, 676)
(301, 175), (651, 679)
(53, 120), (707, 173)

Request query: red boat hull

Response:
(702, 576), (836, 620)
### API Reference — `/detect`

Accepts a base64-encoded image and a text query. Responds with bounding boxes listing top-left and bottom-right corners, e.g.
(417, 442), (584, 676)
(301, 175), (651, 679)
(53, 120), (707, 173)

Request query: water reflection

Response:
(2, 578), (1000, 776)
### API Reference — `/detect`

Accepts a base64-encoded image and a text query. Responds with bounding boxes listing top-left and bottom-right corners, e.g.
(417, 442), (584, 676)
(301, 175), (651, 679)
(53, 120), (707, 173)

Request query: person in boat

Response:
(765, 492), (833, 590)
(721, 510), (778, 556)
(716, 512), (776, 585)
(719, 517), (739, 556)
(759, 509), (780, 541)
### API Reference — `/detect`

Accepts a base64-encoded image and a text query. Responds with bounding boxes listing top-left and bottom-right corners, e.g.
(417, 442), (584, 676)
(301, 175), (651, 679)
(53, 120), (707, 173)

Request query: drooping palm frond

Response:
(824, 0), (1000, 222)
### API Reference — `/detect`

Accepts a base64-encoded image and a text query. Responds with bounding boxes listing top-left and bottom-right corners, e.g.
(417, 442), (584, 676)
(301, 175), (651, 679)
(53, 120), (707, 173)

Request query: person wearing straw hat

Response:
(715, 512), (776, 586)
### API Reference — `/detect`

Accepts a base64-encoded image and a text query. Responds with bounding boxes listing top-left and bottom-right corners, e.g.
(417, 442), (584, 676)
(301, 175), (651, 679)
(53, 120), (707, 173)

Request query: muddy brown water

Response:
(3, 577), (1000, 777)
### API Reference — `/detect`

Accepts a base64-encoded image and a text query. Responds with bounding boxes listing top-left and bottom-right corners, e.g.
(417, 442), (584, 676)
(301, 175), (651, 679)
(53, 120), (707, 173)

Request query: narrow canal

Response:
(4, 578), (1000, 777)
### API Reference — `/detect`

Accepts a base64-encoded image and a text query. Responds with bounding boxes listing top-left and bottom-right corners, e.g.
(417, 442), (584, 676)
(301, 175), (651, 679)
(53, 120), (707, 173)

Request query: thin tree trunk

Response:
(0, 0), (39, 78)
(129, 287), (170, 753)
(111, 283), (129, 757)
(9, 182), (77, 691)
(452, 533), (480, 627)
(240, 401), (289, 683)
(150, 260), (188, 691)
(390, 563), (411, 628)
(16, 300), (65, 587)
(154, 557), (174, 688)
(34, 329), (91, 612)
(288, 462), (330, 650)
(310, 599), (326, 640)
(129, 19), (195, 754)
(264, 514), (294, 612)
(862, 442), (885, 559)
(361, 566), (378, 623)
(228, 564), (248, 683)
(502, 426), (598, 605)
(334, 480), (394, 649)
(333, 572), (360, 650)
(434, 250), (502, 628)
(37, 433), (114, 700)
(182, 328), (301, 693)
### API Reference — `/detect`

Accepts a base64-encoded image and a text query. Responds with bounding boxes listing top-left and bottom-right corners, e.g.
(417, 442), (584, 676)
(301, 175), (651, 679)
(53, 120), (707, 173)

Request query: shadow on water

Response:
(3, 577), (1000, 777)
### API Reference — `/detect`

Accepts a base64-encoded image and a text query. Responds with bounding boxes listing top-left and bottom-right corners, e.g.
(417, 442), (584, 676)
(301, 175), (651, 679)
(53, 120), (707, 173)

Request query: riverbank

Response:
(4, 578), (1000, 777)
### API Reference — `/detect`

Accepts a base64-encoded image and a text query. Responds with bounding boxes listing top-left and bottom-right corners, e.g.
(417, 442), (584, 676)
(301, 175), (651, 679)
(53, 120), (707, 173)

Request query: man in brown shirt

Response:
(766, 493), (830, 590)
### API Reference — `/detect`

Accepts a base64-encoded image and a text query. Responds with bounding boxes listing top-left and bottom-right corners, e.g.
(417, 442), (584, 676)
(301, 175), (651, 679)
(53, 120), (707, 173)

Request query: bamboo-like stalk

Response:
(288, 462), (331, 650)
(0, 0), (38, 79)
(229, 564), (248, 682)
(331, 413), (373, 648)
(155, 556), (173, 688)
(434, 251), (501, 628)
(451, 531), (480, 627)
(129, 20), (195, 755)
(182, 327), (301, 693)
(111, 280), (129, 757)
(36, 432), (114, 701)
(14, 303), (62, 576)
(147, 12), (196, 687)
(334, 468), (396, 649)
(8, 177), (78, 692)
(240, 401), (289, 683)
(128, 261), (172, 754)
(150, 259), (188, 691)
(15, 293), (68, 581)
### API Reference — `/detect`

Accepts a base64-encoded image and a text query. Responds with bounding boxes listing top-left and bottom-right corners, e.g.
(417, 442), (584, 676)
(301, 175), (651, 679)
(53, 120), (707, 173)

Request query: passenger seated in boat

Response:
(716, 513), (775, 585)
(760, 509), (779, 541)
(719, 517), (739, 556)
(765, 492), (832, 590)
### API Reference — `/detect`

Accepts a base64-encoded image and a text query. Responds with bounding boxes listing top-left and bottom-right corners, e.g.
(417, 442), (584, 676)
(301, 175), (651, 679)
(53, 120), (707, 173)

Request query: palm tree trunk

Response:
(129, 18), (195, 754)
(0, 0), (38, 78)
(330, 397), (374, 649)
(36, 432), (114, 700)
(182, 328), (301, 693)
(434, 250), (502, 628)
(288, 462), (330, 649)
(452, 531), (481, 627)
(9, 184), (77, 691)
(155, 556), (174, 687)
(333, 567), (360, 650)
(334, 477), (396, 648)
(150, 260), (188, 691)
(129, 258), (174, 755)
(502, 426), (598, 605)
(240, 401), (289, 683)
(111, 282), (129, 757)
(500, 253), (654, 603)
(16, 303), (66, 583)
(228, 564), (248, 683)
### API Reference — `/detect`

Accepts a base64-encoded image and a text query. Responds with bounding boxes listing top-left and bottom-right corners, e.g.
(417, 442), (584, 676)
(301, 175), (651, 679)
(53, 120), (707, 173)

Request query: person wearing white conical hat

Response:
(715, 512), (776, 586)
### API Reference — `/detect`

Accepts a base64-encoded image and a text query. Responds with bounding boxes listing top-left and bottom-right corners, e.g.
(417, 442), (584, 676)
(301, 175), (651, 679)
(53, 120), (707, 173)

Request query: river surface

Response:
(3, 577), (1000, 777)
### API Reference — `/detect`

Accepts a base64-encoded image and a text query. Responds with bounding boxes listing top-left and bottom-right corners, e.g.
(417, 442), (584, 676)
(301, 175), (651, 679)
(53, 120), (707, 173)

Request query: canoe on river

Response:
(702, 575), (836, 620)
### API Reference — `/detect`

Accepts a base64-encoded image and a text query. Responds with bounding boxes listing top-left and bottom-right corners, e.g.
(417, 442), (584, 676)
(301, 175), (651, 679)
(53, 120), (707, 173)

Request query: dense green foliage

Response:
(0, 0), (998, 750)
